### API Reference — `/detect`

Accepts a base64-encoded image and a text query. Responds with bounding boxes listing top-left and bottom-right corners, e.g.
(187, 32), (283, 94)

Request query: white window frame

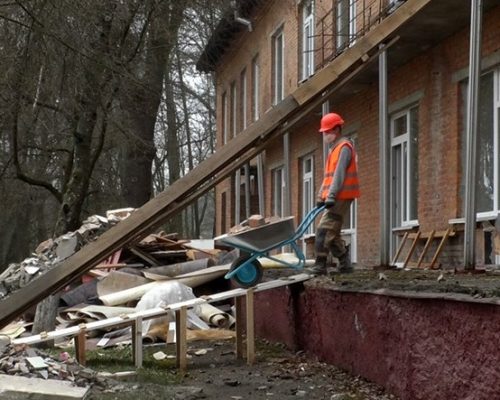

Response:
(273, 166), (285, 217)
(390, 106), (419, 228)
(462, 67), (500, 219)
(230, 81), (237, 137)
(302, 155), (315, 235)
(340, 135), (358, 262)
(222, 92), (228, 144)
(240, 69), (247, 131)
(252, 55), (260, 122)
(272, 27), (285, 104)
(336, 0), (356, 52)
(301, 0), (315, 80)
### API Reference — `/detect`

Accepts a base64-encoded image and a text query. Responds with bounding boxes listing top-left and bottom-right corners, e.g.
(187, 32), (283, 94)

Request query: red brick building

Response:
(198, 0), (500, 268)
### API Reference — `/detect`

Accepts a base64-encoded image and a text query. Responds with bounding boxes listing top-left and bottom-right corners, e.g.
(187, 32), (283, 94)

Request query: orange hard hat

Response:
(319, 112), (344, 132)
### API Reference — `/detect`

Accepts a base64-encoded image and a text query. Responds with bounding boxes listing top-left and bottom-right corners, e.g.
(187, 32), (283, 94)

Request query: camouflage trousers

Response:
(315, 199), (352, 259)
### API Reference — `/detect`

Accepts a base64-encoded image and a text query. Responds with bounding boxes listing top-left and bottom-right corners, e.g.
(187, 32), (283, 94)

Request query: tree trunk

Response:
(120, 2), (186, 208)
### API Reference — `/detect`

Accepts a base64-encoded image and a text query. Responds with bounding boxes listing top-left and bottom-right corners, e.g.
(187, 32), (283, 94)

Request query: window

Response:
(240, 69), (247, 130)
(387, 0), (405, 14)
(272, 27), (285, 104)
(221, 192), (227, 234)
(222, 92), (228, 144)
(230, 81), (237, 137)
(301, 0), (315, 80)
(336, 0), (356, 53)
(391, 105), (419, 228)
(252, 55), (260, 121)
(302, 155), (315, 235)
(341, 135), (358, 262)
(273, 166), (285, 217)
(460, 67), (500, 217)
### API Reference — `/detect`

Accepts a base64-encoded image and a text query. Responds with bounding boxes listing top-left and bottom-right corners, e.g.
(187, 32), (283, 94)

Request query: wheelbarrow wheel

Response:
(229, 255), (263, 288)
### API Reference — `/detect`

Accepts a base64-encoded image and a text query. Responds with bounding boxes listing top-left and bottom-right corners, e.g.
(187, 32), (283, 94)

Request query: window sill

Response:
(449, 212), (500, 225)
(392, 222), (419, 232)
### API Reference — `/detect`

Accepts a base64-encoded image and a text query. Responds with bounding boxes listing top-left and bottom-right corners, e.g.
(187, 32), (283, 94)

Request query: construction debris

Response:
(0, 344), (102, 388)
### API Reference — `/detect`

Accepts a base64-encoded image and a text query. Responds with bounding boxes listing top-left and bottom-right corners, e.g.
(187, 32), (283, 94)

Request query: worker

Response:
(309, 112), (360, 276)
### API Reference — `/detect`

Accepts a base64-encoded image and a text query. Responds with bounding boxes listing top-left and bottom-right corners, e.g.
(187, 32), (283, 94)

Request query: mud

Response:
(87, 339), (398, 400)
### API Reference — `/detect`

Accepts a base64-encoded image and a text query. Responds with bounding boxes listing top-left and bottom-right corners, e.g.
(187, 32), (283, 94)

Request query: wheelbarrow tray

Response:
(220, 216), (296, 252)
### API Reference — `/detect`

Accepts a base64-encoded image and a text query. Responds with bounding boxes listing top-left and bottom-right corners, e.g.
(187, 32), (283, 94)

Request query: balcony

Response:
(314, 0), (406, 70)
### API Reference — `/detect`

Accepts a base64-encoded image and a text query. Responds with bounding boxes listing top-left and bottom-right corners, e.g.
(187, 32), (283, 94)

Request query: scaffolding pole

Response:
(379, 44), (391, 266)
(464, 0), (483, 269)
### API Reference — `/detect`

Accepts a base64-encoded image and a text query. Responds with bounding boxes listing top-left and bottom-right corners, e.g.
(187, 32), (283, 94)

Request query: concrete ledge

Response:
(0, 375), (89, 400)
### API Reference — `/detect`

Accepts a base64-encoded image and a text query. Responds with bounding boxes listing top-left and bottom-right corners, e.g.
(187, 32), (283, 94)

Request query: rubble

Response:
(0, 344), (104, 388)
(0, 213), (123, 300)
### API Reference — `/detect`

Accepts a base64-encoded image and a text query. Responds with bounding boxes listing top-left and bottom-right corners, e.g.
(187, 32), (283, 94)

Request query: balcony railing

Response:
(314, 0), (405, 69)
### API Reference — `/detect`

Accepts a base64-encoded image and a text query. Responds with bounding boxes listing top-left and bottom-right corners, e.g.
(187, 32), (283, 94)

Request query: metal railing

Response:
(314, 0), (405, 69)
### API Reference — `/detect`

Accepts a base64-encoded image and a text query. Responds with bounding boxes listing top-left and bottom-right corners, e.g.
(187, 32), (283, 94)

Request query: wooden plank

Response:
(74, 328), (86, 366)
(405, 261), (420, 268)
(246, 289), (255, 365)
(402, 231), (421, 269)
(409, 230), (455, 239)
(430, 229), (451, 269)
(128, 246), (161, 266)
(416, 230), (435, 268)
(175, 307), (187, 372)
(391, 232), (409, 265)
(235, 296), (245, 360)
(132, 317), (143, 368)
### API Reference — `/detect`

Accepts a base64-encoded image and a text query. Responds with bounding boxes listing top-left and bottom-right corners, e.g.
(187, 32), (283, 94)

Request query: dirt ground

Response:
(321, 268), (500, 298)
(87, 339), (397, 400)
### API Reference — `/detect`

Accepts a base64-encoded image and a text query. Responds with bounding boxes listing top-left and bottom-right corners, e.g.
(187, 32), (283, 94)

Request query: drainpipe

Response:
(379, 43), (391, 267)
(235, 170), (241, 225)
(284, 133), (291, 217)
(244, 163), (251, 218)
(464, 0), (483, 270)
(257, 154), (265, 216)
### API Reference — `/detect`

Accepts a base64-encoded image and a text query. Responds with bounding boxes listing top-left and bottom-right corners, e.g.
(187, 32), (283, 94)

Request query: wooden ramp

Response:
(0, 0), (432, 329)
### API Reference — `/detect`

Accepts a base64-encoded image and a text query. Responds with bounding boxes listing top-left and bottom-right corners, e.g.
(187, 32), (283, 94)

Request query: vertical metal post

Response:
(235, 170), (241, 224)
(257, 154), (265, 215)
(283, 133), (291, 217)
(244, 163), (251, 218)
(379, 43), (390, 267)
(464, 0), (483, 269)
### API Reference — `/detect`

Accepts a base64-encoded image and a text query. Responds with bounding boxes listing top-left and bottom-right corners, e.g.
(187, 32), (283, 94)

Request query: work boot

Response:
(306, 256), (327, 276)
(337, 246), (353, 273)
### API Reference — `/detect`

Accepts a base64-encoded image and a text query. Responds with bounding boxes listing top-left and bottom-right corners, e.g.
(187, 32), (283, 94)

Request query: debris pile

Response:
(0, 343), (105, 388)
(0, 210), (131, 299)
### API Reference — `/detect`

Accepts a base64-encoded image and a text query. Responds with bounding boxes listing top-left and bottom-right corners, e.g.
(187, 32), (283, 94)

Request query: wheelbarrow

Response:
(220, 205), (325, 287)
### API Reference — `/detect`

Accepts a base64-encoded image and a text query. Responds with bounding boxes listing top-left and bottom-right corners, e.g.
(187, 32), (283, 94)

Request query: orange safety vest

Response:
(320, 139), (360, 200)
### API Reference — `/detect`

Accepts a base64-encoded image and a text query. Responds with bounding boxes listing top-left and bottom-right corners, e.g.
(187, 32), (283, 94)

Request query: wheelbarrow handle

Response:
(293, 205), (325, 240)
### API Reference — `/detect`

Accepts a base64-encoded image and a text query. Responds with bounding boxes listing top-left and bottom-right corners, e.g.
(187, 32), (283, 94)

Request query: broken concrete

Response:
(0, 374), (89, 400)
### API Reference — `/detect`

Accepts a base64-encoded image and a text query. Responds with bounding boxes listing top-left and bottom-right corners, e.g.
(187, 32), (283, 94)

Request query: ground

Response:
(318, 268), (500, 298)
(87, 339), (397, 400)
(267, 266), (500, 299)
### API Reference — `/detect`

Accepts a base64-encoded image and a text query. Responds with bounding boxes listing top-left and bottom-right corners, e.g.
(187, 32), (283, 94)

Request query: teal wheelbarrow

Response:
(221, 205), (325, 287)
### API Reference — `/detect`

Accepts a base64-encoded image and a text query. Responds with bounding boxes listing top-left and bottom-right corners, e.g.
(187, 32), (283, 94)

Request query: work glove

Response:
(325, 197), (335, 209)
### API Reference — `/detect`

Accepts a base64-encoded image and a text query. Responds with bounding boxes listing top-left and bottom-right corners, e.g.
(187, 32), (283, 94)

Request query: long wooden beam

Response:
(0, 0), (433, 329)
